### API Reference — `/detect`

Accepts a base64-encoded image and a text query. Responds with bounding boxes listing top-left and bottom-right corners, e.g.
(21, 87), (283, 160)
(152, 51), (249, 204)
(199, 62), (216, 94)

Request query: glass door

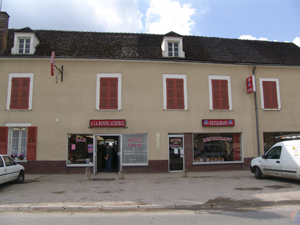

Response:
(169, 135), (184, 171)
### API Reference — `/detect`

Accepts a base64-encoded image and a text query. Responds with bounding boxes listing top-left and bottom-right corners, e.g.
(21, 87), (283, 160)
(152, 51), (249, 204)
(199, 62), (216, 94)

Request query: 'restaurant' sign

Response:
(90, 119), (126, 127)
(202, 119), (234, 127)
(246, 75), (256, 94)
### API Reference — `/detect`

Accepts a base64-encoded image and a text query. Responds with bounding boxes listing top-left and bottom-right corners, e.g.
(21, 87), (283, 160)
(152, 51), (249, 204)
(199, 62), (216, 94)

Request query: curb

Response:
(1, 200), (300, 212)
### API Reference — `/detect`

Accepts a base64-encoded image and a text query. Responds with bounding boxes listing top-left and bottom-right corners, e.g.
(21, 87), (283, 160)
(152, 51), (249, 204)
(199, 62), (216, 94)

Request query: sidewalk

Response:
(0, 170), (300, 212)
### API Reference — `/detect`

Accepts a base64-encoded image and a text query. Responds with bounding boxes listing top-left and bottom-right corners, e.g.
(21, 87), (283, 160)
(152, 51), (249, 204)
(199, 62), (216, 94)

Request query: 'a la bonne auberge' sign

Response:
(90, 120), (126, 127)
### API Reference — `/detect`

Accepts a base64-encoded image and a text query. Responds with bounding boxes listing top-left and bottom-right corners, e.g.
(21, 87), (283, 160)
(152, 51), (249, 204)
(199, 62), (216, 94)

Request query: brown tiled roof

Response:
(2, 28), (300, 65)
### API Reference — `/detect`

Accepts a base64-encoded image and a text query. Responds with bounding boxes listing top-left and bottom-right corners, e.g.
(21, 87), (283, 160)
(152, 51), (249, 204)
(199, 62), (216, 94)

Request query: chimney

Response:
(0, 11), (9, 54)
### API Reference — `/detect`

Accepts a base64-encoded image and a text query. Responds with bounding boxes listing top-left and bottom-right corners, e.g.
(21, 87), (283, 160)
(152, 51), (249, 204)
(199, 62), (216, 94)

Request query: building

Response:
(1, 11), (300, 174)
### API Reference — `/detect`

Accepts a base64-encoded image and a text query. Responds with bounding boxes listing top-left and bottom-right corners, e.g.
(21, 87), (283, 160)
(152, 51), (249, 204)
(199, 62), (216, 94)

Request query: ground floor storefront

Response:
(3, 123), (299, 174)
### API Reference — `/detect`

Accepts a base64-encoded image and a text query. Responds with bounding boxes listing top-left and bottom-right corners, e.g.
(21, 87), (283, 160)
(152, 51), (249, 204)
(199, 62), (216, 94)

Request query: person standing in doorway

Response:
(105, 143), (112, 172)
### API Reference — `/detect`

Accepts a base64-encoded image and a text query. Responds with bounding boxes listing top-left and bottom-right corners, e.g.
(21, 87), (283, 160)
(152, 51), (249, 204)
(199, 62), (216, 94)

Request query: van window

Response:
(266, 146), (282, 159)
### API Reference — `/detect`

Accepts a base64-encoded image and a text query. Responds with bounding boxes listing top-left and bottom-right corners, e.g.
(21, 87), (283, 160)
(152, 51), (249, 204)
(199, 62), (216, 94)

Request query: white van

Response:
(250, 140), (300, 180)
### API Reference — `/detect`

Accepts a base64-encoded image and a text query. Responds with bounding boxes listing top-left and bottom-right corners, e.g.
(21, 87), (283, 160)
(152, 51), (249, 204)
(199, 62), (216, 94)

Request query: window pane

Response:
(68, 134), (94, 164)
(12, 129), (19, 138)
(122, 134), (148, 165)
(10, 128), (27, 158)
(193, 133), (241, 163)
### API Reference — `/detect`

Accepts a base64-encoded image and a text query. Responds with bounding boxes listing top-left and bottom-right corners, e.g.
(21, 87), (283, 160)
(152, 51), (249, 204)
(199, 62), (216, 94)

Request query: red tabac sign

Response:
(246, 75), (256, 94)
(202, 119), (234, 127)
(90, 120), (126, 127)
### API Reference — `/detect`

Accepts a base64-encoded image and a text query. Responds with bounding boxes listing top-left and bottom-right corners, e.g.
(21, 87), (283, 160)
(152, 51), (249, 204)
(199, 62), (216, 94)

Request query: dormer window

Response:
(161, 32), (185, 58)
(11, 31), (39, 55)
(168, 42), (179, 57)
(19, 38), (30, 54)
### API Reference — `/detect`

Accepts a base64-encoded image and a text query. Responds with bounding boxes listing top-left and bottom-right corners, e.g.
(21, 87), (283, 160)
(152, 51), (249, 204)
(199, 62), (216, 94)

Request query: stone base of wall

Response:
(20, 158), (253, 174)
(18, 161), (66, 174)
(186, 163), (243, 172)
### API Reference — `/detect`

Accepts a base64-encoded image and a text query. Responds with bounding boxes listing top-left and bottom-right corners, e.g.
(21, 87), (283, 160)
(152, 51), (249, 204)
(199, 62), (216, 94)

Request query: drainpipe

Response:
(253, 65), (261, 156)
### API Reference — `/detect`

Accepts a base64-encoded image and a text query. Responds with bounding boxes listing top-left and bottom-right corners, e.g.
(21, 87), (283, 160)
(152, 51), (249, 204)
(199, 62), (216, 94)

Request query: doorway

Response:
(169, 135), (184, 171)
(94, 135), (120, 174)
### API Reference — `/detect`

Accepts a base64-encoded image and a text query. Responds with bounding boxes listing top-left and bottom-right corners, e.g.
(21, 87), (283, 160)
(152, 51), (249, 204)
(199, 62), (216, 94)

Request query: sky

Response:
(1, 0), (300, 47)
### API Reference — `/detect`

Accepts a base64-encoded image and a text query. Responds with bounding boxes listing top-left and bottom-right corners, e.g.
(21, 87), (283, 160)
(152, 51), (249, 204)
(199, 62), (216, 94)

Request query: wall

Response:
(1, 57), (298, 172)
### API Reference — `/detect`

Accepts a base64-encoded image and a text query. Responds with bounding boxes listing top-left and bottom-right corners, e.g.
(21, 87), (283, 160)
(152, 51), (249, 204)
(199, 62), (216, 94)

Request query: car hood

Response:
(251, 157), (262, 166)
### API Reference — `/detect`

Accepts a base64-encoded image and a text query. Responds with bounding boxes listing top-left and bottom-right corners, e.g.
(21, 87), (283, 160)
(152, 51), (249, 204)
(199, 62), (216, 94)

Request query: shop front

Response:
(67, 131), (148, 174)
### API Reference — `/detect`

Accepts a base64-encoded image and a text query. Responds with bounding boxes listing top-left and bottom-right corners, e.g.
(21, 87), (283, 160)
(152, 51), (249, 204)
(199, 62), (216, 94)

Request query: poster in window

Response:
(122, 134), (148, 165)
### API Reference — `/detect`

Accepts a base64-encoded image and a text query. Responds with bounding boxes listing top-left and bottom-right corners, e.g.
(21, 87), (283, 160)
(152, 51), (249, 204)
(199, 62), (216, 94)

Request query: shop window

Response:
(259, 78), (281, 110)
(263, 132), (300, 154)
(6, 73), (34, 110)
(193, 133), (241, 163)
(68, 134), (94, 165)
(0, 125), (37, 161)
(163, 74), (188, 110)
(122, 134), (148, 166)
(208, 76), (232, 110)
(96, 73), (121, 110)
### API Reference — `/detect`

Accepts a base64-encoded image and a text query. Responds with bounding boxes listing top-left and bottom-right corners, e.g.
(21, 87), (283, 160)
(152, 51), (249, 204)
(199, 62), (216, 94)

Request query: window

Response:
(260, 78), (281, 110)
(168, 42), (178, 57)
(0, 124), (37, 161)
(163, 74), (188, 110)
(68, 134), (94, 165)
(193, 133), (242, 163)
(11, 32), (39, 55)
(265, 146), (281, 159)
(18, 38), (30, 54)
(161, 36), (185, 58)
(6, 73), (34, 110)
(10, 128), (27, 158)
(122, 134), (148, 166)
(96, 74), (121, 110)
(209, 76), (232, 110)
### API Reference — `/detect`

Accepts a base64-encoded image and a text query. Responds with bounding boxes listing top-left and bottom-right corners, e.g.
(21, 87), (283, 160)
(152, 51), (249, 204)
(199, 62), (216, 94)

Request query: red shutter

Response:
(10, 78), (30, 109)
(263, 81), (278, 109)
(109, 78), (118, 109)
(212, 80), (229, 110)
(100, 78), (118, 109)
(166, 79), (175, 109)
(166, 78), (184, 109)
(27, 127), (37, 161)
(0, 127), (9, 154)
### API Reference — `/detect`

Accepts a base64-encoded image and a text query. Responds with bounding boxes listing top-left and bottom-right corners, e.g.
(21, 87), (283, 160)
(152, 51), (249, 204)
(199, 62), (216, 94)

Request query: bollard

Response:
(182, 169), (187, 178)
(85, 167), (91, 180)
(119, 171), (124, 180)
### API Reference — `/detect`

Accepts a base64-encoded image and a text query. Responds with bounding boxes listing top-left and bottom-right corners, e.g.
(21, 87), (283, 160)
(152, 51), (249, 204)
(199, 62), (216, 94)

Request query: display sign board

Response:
(90, 119), (126, 127)
(202, 119), (235, 127)
(246, 75), (256, 94)
(51, 51), (55, 76)
(122, 134), (148, 165)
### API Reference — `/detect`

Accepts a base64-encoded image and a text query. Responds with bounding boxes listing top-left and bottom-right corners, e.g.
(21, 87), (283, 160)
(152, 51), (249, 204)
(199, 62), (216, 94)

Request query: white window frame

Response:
(6, 73), (34, 110)
(161, 36), (185, 58)
(96, 73), (122, 110)
(11, 33), (39, 55)
(5, 123), (32, 162)
(208, 75), (232, 111)
(163, 74), (188, 110)
(259, 78), (281, 110)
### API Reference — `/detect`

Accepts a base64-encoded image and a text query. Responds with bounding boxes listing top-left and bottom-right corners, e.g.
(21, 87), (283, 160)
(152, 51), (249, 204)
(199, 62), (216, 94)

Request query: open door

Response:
(94, 135), (120, 174)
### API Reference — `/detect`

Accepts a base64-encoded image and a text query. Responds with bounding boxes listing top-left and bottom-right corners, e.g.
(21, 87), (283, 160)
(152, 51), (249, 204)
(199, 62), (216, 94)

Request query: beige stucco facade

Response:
(1, 57), (300, 173)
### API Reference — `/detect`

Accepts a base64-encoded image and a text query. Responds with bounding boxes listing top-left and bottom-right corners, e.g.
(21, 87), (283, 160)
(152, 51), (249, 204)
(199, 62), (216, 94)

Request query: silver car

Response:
(0, 155), (25, 184)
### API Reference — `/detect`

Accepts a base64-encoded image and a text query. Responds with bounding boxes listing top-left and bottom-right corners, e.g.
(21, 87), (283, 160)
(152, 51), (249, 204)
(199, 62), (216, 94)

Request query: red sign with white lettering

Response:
(246, 75), (256, 94)
(202, 119), (234, 127)
(90, 120), (126, 127)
